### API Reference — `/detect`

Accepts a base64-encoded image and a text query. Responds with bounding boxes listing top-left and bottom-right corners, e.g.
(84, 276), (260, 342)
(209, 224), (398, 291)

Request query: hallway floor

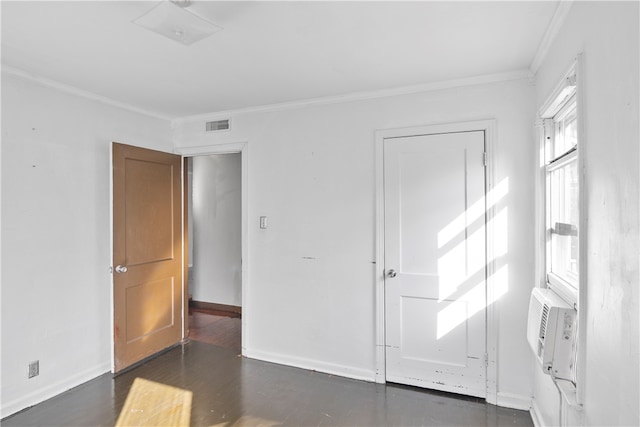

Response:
(3, 316), (533, 427)
(188, 310), (241, 352)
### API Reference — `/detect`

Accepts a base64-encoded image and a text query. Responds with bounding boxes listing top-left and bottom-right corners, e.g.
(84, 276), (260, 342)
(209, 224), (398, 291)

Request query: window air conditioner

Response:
(526, 288), (576, 380)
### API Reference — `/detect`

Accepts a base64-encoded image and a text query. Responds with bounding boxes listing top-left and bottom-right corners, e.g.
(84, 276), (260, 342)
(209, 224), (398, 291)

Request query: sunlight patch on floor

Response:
(209, 414), (282, 427)
(116, 377), (192, 427)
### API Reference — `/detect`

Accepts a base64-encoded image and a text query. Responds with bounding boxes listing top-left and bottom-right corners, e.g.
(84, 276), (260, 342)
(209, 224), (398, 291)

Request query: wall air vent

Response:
(206, 119), (230, 132)
(540, 305), (549, 340)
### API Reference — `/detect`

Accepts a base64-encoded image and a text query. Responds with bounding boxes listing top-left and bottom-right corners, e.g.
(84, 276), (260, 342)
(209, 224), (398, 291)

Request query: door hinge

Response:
(483, 152), (488, 167)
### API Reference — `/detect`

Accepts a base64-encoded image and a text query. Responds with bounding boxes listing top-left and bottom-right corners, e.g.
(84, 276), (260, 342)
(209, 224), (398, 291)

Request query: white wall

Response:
(191, 154), (242, 306)
(532, 2), (639, 426)
(0, 73), (172, 417)
(174, 78), (537, 404)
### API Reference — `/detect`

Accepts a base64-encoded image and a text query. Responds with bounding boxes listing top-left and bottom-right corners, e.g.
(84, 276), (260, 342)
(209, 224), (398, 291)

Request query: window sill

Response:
(547, 274), (578, 308)
(555, 378), (582, 409)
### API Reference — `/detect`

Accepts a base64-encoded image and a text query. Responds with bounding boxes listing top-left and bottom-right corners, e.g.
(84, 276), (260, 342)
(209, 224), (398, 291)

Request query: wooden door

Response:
(113, 142), (183, 372)
(384, 131), (487, 397)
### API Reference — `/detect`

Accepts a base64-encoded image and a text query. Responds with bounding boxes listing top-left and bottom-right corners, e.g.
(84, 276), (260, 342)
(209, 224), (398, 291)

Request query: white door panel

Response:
(384, 131), (486, 397)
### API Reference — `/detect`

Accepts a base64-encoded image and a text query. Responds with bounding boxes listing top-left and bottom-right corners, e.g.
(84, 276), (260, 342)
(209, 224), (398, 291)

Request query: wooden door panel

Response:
(124, 278), (175, 341)
(124, 159), (175, 265)
(113, 142), (183, 372)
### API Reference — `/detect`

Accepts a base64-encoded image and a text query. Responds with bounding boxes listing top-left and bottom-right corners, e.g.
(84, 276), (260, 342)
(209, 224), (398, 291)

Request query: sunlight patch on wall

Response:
(437, 178), (509, 303)
(437, 225), (485, 303)
(437, 177), (509, 249)
(436, 178), (509, 339)
(437, 279), (485, 339)
(488, 264), (509, 306)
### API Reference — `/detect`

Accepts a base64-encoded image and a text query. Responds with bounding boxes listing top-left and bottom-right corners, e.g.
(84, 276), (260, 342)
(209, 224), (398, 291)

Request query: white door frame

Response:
(375, 120), (498, 404)
(174, 142), (249, 355)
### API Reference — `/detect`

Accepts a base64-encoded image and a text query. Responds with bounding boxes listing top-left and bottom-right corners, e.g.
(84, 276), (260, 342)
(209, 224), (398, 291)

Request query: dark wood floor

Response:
(188, 310), (241, 352)
(3, 313), (533, 427)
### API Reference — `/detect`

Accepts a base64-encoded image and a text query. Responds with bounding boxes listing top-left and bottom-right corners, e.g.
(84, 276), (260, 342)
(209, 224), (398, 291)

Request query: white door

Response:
(384, 131), (487, 397)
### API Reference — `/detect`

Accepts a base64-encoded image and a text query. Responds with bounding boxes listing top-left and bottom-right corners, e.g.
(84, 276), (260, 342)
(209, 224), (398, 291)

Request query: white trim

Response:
(547, 148), (577, 173)
(547, 273), (578, 307)
(530, 1), (574, 74)
(181, 157), (187, 340)
(174, 142), (246, 156)
(173, 70), (532, 125)
(539, 63), (577, 119)
(530, 399), (546, 427)
(483, 119), (499, 406)
(534, 118), (547, 291)
(374, 128), (386, 384)
(174, 142), (250, 355)
(1, 363), (111, 418)
(244, 349), (375, 383)
(495, 392), (532, 411)
(109, 145), (115, 372)
(374, 119), (498, 402)
(2, 65), (173, 121)
(574, 53), (587, 407)
(375, 120), (497, 142)
(3, 64), (531, 126)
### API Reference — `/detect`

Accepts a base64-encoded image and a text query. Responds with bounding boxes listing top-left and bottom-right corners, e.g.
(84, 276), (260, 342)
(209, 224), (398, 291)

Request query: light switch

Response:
(259, 216), (268, 229)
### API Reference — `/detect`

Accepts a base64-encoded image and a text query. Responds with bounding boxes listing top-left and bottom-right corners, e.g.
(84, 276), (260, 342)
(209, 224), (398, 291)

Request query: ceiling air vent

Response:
(206, 119), (230, 132)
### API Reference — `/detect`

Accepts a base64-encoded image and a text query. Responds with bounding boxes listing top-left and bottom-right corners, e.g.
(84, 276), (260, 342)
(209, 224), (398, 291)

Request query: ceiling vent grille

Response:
(206, 119), (230, 132)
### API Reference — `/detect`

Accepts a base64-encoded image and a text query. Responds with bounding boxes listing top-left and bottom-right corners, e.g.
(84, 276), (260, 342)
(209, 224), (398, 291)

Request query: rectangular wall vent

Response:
(206, 119), (230, 132)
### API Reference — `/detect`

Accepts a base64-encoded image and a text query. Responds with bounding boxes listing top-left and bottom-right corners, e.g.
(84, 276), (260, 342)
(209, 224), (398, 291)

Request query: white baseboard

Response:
(530, 399), (545, 427)
(245, 349), (535, 414)
(1, 362), (111, 419)
(244, 349), (376, 383)
(496, 391), (532, 410)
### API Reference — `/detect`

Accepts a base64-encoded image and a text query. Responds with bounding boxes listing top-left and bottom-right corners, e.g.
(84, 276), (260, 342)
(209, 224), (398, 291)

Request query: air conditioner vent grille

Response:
(206, 119), (230, 132)
(540, 304), (549, 339)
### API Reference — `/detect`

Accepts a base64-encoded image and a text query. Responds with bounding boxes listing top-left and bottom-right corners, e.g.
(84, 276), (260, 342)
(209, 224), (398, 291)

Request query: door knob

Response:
(387, 269), (397, 278)
(115, 265), (128, 273)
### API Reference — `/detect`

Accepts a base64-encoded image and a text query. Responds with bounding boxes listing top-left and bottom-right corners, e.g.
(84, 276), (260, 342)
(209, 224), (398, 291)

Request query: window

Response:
(547, 97), (579, 294)
(542, 76), (579, 305)
(538, 61), (582, 392)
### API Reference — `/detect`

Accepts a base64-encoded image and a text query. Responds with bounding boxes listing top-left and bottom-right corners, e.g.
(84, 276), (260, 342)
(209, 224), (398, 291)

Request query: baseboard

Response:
(244, 348), (375, 383)
(1, 362), (111, 419)
(530, 399), (545, 427)
(244, 349), (534, 411)
(495, 391), (532, 411)
(189, 300), (241, 318)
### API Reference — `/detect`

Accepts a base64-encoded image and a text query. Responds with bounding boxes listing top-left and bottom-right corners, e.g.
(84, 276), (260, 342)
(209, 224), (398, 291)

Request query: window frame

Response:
(536, 58), (586, 400)
(544, 94), (579, 306)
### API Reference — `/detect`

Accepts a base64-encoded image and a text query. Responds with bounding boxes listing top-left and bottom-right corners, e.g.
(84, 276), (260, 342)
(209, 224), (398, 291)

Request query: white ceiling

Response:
(1, 1), (559, 120)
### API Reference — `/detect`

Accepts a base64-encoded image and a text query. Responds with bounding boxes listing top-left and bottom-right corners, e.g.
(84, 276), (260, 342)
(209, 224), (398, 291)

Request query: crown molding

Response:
(2, 64), (534, 127)
(530, 0), (574, 74)
(172, 69), (533, 126)
(2, 64), (173, 121)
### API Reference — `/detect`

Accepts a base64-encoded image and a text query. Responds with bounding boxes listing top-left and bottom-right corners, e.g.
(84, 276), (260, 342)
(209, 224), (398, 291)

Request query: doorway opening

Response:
(186, 153), (243, 353)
